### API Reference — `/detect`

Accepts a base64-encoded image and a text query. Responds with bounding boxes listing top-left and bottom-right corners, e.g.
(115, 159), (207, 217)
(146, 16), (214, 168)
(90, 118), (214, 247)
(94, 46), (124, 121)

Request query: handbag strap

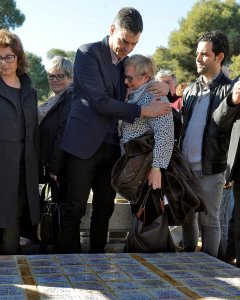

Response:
(40, 183), (51, 202)
(160, 188), (165, 213)
(135, 186), (152, 223)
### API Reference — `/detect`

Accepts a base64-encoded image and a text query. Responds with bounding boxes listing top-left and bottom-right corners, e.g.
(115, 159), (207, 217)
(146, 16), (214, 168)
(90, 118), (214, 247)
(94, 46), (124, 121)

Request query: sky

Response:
(14, 0), (199, 65)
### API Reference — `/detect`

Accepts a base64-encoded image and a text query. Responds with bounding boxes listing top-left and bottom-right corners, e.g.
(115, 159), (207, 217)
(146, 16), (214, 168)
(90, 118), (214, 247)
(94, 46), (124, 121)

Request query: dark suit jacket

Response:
(40, 85), (72, 179)
(62, 36), (141, 159)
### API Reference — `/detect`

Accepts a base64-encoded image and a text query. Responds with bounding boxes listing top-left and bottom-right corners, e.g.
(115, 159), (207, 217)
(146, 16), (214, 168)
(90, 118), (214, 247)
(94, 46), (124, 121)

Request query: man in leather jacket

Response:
(179, 30), (232, 257)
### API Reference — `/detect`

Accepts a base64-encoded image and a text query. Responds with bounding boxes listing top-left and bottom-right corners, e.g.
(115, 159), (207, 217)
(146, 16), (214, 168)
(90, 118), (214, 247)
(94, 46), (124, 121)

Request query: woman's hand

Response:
(148, 168), (162, 190)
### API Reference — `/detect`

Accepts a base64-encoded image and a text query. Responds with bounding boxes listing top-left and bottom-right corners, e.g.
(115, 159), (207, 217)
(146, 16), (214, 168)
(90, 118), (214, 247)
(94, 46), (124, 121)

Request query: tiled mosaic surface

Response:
(0, 252), (240, 299)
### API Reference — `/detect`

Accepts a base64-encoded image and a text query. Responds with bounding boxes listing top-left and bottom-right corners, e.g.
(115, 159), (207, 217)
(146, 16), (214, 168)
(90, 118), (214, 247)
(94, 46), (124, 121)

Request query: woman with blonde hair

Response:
(119, 55), (174, 225)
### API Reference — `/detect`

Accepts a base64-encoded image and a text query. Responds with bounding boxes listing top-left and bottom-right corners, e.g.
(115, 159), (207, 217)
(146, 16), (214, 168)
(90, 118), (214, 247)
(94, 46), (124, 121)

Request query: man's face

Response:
(109, 25), (141, 59)
(196, 41), (222, 76)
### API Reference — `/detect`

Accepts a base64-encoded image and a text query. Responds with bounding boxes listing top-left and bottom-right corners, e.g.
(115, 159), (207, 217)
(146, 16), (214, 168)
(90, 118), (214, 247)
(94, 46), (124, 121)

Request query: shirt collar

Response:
(109, 47), (124, 65)
(198, 71), (222, 89)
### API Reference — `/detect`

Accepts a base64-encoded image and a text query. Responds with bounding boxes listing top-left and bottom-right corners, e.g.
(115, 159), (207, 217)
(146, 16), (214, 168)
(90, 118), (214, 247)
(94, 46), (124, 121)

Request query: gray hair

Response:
(155, 69), (176, 84)
(46, 56), (73, 79)
(124, 54), (155, 79)
(113, 7), (143, 35)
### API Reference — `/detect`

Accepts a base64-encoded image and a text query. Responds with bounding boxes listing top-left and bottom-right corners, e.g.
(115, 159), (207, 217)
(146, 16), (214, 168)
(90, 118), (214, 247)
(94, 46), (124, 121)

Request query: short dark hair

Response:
(197, 30), (229, 66)
(113, 7), (143, 35)
(0, 29), (28, 76)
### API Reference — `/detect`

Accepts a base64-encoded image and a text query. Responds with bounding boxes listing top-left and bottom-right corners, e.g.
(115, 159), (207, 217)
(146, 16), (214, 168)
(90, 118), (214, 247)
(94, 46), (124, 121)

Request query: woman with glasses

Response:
(119, 54), (174, 226)
(0, 29), (40, 254)
(38, 57), (73, 248)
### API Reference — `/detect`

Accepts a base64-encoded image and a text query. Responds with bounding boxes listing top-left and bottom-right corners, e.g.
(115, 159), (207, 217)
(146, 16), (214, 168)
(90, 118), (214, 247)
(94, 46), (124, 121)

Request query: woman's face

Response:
(124, 65), (149, 91)
(47, 67), (72, 95)
(0, 46), (18, 78)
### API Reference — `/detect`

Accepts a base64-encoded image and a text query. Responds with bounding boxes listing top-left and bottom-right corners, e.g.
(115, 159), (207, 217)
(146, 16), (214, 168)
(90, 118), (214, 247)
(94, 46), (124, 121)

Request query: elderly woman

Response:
(119, 55), (174, 252)
(0, 29), (39, 254)
(38, 56), (73, 200)
(38, 56), (73, 253)
(120, 55), (174, 192)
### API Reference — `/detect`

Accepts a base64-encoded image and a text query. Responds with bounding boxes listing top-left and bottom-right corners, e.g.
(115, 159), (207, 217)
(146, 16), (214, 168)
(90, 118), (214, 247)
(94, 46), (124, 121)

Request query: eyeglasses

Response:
(0, 55), (17, 63)
(47, 74), (66, 81)
(124, 73), (146, 83)
(164, 80), (171, 84)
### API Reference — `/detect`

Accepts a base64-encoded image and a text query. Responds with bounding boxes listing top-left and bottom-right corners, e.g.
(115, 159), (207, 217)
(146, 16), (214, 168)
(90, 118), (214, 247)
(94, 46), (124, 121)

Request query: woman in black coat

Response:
(0, 29), (40, 254)
(39, 56), (73, 204)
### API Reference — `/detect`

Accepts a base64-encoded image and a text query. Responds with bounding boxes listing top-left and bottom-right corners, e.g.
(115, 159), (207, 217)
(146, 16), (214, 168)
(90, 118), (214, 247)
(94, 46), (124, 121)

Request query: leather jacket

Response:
(180, 71), (232, 175)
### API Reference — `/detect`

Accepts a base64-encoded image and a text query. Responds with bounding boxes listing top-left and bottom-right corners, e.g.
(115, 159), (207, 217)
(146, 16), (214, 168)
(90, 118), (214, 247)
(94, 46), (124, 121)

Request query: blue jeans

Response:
(225, 207), (235, 259)
(218, 187), (234, 258)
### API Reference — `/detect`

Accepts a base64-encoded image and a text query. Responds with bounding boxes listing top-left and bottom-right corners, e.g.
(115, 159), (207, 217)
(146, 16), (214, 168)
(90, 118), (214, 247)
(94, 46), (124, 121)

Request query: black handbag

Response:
(125, 187), (175, 253)
(38, 180), (62, 253)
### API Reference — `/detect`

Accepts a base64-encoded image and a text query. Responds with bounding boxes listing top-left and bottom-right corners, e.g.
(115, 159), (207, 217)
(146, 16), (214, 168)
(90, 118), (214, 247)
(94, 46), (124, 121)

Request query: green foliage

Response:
(229, 55), (240, 79)
(26, 52), (49, 101)
(0, 0), (25, 29)
(47, 48), (76, 63)
(153, 0), (240, 83)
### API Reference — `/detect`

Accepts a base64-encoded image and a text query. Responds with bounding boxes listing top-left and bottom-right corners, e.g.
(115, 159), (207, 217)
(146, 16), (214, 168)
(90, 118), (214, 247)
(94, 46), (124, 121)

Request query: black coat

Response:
(0, 74), (40, 227)
(212, 82), (240, 182)
(39, 86), (72, 180)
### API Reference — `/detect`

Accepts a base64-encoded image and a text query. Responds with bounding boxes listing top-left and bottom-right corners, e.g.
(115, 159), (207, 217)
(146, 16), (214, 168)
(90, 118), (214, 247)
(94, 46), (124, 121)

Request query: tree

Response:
(47, 48), (76, 63)
(229, 55), (240, 79)
(0, 0), (25, 29)
(153, 0), (240, 83)
(26, 52), (49, 101)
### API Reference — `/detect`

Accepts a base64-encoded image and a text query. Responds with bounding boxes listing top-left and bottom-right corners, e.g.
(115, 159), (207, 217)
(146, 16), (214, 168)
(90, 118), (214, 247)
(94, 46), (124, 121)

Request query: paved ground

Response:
(20, 232), (127, 255)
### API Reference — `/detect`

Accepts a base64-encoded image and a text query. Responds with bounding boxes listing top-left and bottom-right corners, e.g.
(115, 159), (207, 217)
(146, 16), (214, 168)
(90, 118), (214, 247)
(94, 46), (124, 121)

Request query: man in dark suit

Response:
(58, 7), (171, 253)
(214, 78), (240, 267)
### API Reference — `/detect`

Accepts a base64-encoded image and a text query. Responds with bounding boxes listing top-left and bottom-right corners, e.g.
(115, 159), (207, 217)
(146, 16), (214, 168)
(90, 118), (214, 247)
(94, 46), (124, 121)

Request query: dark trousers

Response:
(226, 180), (240, 267)
(225, 207), (235, 259)
(57, 143), (120, 253)
(234, 181), (240, 267)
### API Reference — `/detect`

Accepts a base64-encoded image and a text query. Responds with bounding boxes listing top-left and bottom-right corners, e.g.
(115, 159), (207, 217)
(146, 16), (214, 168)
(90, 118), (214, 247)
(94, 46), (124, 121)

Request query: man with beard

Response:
(179, 30), (232, 257)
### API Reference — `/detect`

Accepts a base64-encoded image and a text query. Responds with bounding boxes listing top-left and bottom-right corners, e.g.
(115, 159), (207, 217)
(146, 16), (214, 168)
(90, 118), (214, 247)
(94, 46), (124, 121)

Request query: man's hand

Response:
(232, 80), (240, 105)
(141, 99), (172, 117)
(147, 81), (169, 98)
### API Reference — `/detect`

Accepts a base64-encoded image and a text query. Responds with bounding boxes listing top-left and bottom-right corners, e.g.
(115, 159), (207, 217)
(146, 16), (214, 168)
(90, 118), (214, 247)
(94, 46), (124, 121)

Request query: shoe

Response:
(236, 259), (240, 268)
(224, 256), (236, 266)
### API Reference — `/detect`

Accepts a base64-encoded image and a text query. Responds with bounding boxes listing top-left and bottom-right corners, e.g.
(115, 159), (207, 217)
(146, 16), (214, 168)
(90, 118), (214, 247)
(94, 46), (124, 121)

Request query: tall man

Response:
(58, 7), (171, 253)
(180, 30), (232, 257)
(213, 78), (240, 267)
